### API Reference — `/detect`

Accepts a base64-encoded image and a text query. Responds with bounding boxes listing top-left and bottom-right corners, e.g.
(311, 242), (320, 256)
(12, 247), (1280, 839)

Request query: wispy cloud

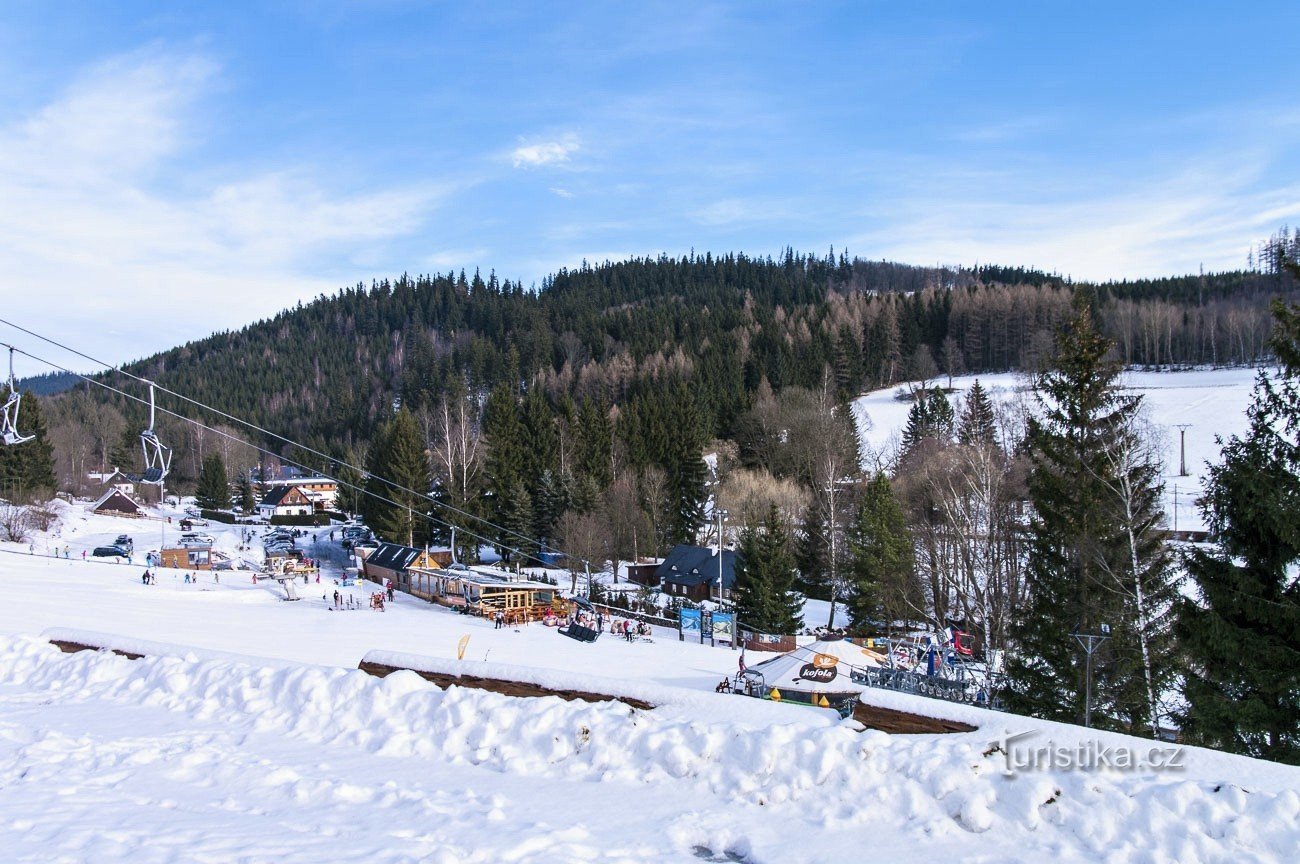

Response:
(0, 47), (445, 368)
(850, 148), (1300, 280)
(511, 133), (580, 168)
(548, 187), (575, 199)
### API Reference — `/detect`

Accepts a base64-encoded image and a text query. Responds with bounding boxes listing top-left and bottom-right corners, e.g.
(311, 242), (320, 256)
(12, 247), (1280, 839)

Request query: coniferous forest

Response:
(5, 241), (1297, 759)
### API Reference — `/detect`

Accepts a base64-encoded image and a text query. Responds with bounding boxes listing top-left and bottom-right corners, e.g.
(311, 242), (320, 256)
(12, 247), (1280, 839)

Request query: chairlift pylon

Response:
(1, 346), (35, 446)
(133, 380), (172, 484)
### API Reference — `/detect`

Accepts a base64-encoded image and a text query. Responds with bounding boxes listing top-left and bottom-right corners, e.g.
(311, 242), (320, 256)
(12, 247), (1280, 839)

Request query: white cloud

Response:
(548, 187), (575, 199)
(852, 155), (1300, 280)
(511, 133), (579, 168)
(0, 48), (444, 368)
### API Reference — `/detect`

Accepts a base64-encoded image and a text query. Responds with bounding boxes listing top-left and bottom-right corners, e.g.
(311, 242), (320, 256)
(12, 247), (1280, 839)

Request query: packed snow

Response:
(0, 485), (1297, 861)
(854, 367), (1264, 532)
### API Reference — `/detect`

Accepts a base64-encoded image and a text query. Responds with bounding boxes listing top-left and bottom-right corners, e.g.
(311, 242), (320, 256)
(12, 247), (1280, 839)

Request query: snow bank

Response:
(361, 648), (830, 728)
(1, 634), (1296, 863)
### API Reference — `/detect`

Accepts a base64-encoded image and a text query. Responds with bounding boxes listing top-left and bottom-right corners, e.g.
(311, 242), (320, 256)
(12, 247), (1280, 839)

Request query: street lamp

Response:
(1072, 622), (1111, 728)
(716, 508), (728, 606)
(1174, 424), (1191, 477)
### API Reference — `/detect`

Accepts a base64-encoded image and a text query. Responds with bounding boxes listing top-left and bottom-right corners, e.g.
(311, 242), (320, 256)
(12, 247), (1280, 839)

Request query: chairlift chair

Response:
(127, 381), (172, 484)
(1, 347), (35, 446)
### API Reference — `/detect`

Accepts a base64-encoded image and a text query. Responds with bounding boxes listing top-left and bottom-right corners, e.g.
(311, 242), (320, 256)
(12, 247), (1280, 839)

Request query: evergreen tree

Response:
(360, 409), (431, 546)
(900, 388), (954, 455)
(1178, 324), (1300, 761)
(0, 391), (56, 500)
(731, 505), (803, 635)
(335, 448), (365, 517)
(661, 379), (707, 545)
(237, 472), (256, 513)
(957, 379), (998, 447)
(195, 453), (230, 511)
(795, 506), (829, 597)
(846, 474), (916, 634)
(1006, 296), (1166, 731)
(574, 396), (613, 491)
(108, 425), (138, 474)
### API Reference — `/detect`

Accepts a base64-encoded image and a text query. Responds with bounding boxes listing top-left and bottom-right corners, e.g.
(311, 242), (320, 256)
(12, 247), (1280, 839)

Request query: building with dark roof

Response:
(361, 541), (454, 588)
(255, 485), (314, 519)
(654, 543), (740, 602)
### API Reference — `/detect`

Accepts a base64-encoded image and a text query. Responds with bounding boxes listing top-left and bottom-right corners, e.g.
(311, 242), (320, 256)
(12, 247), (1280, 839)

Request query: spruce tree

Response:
(237, 473), (256, 513)
(0, 391), (56, 500)
(731, 505), (802, 635)
(1005, 296), (1163, 731)
(957, 379), (998, 447)
(846, 474), (916, 634)
(361, 409), (431, 546)
(1178, 369), (1300, 761)
(195, 453), (230, 511)
(662, 379), (706, 545)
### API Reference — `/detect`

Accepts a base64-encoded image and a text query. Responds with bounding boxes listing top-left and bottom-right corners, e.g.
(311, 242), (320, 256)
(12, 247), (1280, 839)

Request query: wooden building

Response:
(625, 560), (663, 588)
(405, 566), (563, 622)
(655, 544), (740, 602)
(255, 485), (315, 519)
(361, 542), (454, 588)
(90, 488), (144, 518)
(160, 546), (212, 570)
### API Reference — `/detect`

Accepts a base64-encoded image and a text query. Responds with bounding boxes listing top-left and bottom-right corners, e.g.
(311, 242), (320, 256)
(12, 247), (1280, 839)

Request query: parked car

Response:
(92, 545), (129, 558)
(177, 533), (215, 547)
(114, 535), (134, 552)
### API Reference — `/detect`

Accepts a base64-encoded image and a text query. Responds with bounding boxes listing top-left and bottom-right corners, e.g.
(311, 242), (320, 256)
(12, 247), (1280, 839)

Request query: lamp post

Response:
(1072, 623), (1111, 728)
(716, 508), (728, 606)
(1174, 424), (1191, 477)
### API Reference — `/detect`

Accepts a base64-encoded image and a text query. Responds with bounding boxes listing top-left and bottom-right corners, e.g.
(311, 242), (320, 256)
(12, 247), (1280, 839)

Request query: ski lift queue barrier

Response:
(849, 665), (1006, 709)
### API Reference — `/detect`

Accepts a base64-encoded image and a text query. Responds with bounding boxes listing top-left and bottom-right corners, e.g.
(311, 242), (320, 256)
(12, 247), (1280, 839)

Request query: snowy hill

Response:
(853, 367), (1263, 532)
(0, 495), (1297, 862)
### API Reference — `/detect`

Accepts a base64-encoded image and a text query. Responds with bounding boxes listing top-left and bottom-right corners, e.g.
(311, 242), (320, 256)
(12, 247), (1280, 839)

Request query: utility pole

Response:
(1174, 424), (1191, 477)
(1072, 624), (1111, 728)
(716, 508), (728, 606)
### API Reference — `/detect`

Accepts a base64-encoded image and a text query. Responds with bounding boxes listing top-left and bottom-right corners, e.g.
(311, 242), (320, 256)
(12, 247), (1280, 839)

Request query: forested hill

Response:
(54, 249), (1299, 461)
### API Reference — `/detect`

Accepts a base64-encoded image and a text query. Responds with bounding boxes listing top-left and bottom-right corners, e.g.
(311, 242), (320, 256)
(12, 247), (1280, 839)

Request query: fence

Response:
(849, 665), (1006, 709)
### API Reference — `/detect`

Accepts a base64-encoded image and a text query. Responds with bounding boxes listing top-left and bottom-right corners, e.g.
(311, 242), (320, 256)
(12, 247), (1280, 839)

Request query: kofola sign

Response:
(798, 653), (838, 683)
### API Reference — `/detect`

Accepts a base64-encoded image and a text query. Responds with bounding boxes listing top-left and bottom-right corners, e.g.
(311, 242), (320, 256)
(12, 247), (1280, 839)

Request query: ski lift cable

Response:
(0, 318), (567, 560)
(2, 339), (582, 568)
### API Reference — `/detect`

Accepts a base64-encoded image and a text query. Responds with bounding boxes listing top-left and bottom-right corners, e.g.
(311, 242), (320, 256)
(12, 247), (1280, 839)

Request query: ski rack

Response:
(134, 380), (172, 484)
(1, 346), (34, 446)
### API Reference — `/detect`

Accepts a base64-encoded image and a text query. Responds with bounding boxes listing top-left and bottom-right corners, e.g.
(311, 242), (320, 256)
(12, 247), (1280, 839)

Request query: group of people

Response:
(616, 619), (652, 642)
(140, 570), (156, 585)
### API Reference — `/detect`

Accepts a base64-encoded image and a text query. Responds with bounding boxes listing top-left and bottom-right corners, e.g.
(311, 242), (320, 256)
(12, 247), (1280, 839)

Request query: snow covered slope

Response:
(1, 497), (1297, 862)
(854, 367), (1262, 532)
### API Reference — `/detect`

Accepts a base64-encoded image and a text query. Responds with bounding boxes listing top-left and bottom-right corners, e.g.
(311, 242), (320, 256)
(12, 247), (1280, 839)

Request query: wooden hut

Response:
(160, 546), (212, 570)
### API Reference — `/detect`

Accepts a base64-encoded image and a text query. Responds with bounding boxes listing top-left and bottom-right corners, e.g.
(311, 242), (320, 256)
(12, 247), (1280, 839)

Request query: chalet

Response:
(262, 477), (340, 512)
(90, 488), (144, 518)
(361, 541), (454, 588)
(625, 559), (664, 588)
(654, 543), (740, 602)
(87, 468), (135, 496)
(256, 485), (315, 519)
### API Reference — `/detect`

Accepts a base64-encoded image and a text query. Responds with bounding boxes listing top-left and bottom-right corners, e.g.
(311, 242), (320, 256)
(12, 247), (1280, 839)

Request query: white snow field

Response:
(854, 367), (1263, 533)
(1, 492), (1298, 862)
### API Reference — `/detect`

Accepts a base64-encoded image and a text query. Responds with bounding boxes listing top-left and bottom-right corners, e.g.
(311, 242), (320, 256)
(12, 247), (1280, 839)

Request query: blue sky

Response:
(3, 1), (1300, 370)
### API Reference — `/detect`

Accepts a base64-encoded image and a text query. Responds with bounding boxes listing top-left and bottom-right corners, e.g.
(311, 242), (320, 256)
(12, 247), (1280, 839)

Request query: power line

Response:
(1, 338), (573, 569)
(0, 316), (562, 560)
